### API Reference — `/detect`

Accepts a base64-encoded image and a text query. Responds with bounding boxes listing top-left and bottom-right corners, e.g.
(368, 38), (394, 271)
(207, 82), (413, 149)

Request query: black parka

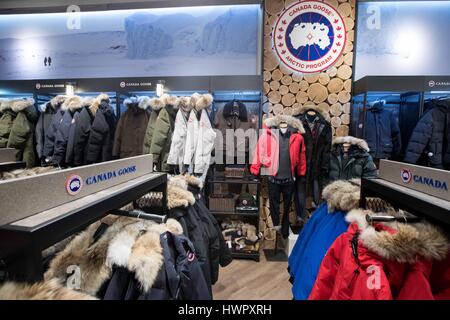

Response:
(36, 95), (66, 160)
(86, 96), (117, 164)
(328, 136), (378, 182)
(52, 96), (84, 167)
(364, 102), (402, 160)
(404, 100), (450, 169)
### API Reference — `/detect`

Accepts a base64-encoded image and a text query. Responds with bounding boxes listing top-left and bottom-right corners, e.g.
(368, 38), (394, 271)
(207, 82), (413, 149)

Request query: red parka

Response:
(250, 115), (306, 177)
(309, 209), (450, 300)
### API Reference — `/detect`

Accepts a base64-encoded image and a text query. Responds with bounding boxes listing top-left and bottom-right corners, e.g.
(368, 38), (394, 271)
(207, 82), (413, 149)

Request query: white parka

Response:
(167, 97), (191, 172)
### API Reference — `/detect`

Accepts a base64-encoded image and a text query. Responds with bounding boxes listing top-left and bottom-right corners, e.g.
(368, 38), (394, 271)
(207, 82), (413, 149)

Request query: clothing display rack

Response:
(0, 148), (26, 171)
(360, 160), (450, 228)
(0, 155), (167, 283)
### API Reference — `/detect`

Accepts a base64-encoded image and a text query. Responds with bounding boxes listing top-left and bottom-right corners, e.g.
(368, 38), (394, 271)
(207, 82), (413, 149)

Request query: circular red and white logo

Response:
(273, 1), (346, 74)
(401, 169), (412, 184)
(66, 174), (83, 196)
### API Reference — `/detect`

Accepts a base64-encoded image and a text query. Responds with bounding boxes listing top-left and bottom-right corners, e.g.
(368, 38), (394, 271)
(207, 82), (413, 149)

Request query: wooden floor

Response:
(212, 241), (292, 300)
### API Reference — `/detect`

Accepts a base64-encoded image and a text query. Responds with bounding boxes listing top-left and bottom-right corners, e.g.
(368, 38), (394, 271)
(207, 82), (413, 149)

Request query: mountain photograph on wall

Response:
(0, 5), (261, 80)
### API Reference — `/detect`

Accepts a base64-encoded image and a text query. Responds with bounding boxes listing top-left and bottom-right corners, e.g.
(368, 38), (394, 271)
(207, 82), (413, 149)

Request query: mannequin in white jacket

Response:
(183, 93), (216, 183)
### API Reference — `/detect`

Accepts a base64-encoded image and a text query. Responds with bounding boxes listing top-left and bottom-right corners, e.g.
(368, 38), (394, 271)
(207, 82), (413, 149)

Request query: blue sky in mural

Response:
(355, 1), (450, 80)
(0, 5), (261, 80)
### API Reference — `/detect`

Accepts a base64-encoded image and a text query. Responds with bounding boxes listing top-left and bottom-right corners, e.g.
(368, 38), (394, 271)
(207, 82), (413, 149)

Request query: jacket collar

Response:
(264, 115), (305, 133)
(223, 100), (248, 122)
(346, 209), (449, 263)
(293, 104), (331, 123)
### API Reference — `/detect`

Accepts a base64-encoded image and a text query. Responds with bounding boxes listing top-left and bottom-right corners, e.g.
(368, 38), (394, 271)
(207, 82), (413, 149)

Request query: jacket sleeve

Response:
(149, 110), (170, 163)
(53, 117), (70, 166)
(142, 113), (156, 154)
(362, 154), (378, 179)
(250, 134), (264, 176)
(86, 114), (107, 164)
(390, 111), (402, 158)
(167, 110), (186, 165)
(7, 113), (31, 153)
(72, 117), (91, 166)
(65, 115), (78, 166)
(112, 116), (124, 159)
(404, 111), (433, 164)
(321, 126), (332, 175)
(297, 135), (307, 176)
(42, 113), (59, 158)
(35, 114), (44, 159)
(308, 234), (343, 300)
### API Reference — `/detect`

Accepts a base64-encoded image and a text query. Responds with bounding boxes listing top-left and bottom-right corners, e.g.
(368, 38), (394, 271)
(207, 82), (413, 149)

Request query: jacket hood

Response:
(161, 94), (180, 109)
(88, 93), (110, 116)
(195, 94), (213, 111)
(61, 96), (84, 112)
(138, 96), (152, 110)
(45, 216), (183, 295)
(322, 179), (361, 213)
(0, 99), (12, 112)
(223, 100), (248, 121)
(346, 209), (450, 263)
(293, 103), (331, 122)
(149, 97), (165, 111)
(50, 95), (67, 109)
(368, 101), (385, 112)
(10, 98), (35, 113)
(264, 115), (305, 133)
(0, 279), (96, 300)
(178, 96), (193, 113)
(124, 97), (150, 110)
(333, 136), (370, 152)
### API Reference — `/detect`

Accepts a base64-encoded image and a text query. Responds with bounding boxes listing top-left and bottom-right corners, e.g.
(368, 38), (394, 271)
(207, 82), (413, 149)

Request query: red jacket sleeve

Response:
(308, 235), (343, 300)
(297, 135), (307, 176)
(250, 134), (263, 176)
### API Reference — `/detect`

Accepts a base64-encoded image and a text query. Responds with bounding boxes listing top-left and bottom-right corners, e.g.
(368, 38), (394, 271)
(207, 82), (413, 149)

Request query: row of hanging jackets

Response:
(36, 94), (117, 167)
(289, 179), (450, 300)
(0, 174), (231, 300)
(0, 98), (38, 167)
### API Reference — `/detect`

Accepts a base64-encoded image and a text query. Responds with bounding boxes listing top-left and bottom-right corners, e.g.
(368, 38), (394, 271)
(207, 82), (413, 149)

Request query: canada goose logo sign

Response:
(66, 174), (83, 195)
(273, 1), (346, 74)
(401, 169), (412, 184)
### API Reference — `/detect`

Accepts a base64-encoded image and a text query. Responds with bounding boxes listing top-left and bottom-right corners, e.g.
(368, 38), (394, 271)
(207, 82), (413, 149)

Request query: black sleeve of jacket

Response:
(321, 125), (332, 175)
(404, 110), (433, 164)
(42, 113), (59, 158)
(73, 118), (91, 166)
(112, 116), (124, 159)
(35, 114), (44, 159)
(86, 113), (107, 164)
(53, 116), (71, 166)
(362, 155), (378, 179)
(65, 119), (77, 166)
(390, 111), (402, 158)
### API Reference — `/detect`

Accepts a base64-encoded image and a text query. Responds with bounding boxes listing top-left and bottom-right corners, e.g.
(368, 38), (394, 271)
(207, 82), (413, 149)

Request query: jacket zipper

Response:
(347, 231), (361, 289)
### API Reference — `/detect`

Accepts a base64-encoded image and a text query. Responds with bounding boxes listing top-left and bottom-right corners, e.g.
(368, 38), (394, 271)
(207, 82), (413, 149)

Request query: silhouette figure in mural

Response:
(44, 57), (47, 67)
(48, 57), (52, 66)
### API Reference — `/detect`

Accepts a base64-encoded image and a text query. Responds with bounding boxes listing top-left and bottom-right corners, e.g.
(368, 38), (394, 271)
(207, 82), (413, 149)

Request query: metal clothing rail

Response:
(360, 178), (450, 228)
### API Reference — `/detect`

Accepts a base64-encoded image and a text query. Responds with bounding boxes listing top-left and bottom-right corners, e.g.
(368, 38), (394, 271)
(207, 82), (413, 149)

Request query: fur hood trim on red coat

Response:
(264, 114), (305, 133)
(346, 209), (450, 263)
(292, 103), (331, 122)
(0, 279), (96, 300)
(333, 136), (370, 152)
(322, 179), (361, 213)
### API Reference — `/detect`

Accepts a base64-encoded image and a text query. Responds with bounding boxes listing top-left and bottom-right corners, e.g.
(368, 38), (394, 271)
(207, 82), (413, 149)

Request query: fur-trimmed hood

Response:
(10, 98), (35, 113)
(88, 93), (110, 116)
(61, 96), (84, 112)
(0, 279), (96, 300)
(293, 103), (331, 122)
(161, 94), (180, 109)
(0, 99), (11, 112)
(149, 97), (165, 111)
(178, 96), (193, 113)
(346, 209), (450, 263)
(45, 217), (183, 296)
(322, 179), (361, 213)
(195, 94), (213, 110)
(264, 114), (305, 133)
(50, 95), (67, 109)
(333, 136), (370, 152)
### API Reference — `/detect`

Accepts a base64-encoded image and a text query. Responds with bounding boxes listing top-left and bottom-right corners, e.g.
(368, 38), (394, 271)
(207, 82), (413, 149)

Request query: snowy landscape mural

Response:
(355, 1), (450, 80)
(0, 5), (261, 80)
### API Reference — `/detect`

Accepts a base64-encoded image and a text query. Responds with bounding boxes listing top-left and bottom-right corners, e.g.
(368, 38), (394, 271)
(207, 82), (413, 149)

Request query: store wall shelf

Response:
(0, 161), (26, 172)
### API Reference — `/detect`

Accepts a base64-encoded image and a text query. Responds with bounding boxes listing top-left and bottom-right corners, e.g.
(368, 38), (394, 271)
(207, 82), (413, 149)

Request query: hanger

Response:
(365, 212), (421, 225)
(109, 209), (166, 223)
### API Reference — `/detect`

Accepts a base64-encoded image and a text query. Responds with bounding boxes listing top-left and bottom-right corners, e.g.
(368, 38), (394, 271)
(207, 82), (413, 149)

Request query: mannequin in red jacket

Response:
(251, 115), (306, 238)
